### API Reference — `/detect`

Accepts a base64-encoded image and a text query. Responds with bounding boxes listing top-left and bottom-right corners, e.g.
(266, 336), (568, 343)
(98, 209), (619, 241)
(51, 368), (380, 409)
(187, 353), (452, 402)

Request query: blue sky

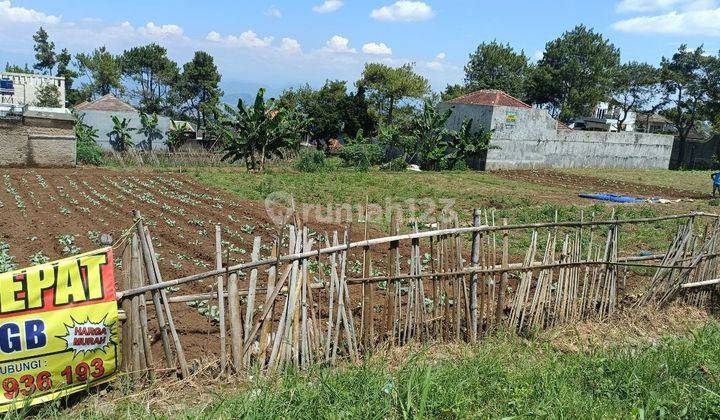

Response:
(1, 0), (718, 95)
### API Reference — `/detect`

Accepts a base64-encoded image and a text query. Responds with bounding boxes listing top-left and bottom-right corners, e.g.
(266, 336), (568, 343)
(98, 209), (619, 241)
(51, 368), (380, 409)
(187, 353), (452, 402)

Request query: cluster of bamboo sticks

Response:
(121, 211), (188, 379)
(117, 209), (720, 380)
(507, 215), (619, 332)
(640, 217), (720, 307)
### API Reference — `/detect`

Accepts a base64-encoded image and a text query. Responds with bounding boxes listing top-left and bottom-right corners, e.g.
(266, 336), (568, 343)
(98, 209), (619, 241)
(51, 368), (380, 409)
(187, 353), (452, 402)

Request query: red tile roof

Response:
(447, 89), (531, 109)
(73, 94), (137, 113)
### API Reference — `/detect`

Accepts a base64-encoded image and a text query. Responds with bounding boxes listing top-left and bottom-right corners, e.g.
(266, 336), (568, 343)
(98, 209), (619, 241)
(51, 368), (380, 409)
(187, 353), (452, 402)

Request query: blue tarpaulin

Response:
(578, 193), (645, 203)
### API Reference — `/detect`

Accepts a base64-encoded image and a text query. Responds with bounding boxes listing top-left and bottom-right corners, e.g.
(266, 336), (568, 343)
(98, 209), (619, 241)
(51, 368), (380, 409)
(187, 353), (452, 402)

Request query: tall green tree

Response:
(279, 80), (376, 145)
(34, 83), (61, 107)
(56, 48), (81, 106)
(611, 62), (660, 129)
(660, 45), (718, 167)
(4, 63), (33, 73)
(441, 84), (470, 102)
(357, 63), (429, 124)
(121, 44), (179, 114)
(32, 27), (56, 74)
(464, 41), (529, 100)
(76, 46), (123, 99)
(175, 51), (222, 130)
(527, 25), (620, 121)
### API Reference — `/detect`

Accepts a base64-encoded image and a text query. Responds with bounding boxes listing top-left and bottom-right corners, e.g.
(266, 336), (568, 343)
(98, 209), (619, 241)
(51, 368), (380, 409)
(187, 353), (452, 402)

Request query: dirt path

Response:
(492, 169), (709, 200)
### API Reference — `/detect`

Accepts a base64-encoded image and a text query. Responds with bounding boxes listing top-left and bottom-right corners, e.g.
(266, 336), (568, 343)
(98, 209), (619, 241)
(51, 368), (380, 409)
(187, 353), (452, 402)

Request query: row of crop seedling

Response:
(4, 174), (26, 215)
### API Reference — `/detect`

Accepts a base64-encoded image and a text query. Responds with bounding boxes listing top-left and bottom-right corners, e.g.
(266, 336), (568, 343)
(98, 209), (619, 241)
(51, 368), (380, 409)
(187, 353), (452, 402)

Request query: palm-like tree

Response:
(108, 115), (135, 152)
(217, 88), (310, 171)
(138, 112), (162, 151)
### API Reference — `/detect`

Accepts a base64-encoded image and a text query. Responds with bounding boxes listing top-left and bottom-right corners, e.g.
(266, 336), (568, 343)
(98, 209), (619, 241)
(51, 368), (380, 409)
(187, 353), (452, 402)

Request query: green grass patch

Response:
(29, 323), (720, 418)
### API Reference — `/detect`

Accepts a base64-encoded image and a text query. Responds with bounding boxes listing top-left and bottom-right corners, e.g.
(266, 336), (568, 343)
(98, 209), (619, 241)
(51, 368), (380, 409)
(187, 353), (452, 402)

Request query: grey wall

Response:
(670, 135), (720, 169)
(0, 120), (75, 167)
(443, 103), (674, 170)
(77, 110), (173, 151)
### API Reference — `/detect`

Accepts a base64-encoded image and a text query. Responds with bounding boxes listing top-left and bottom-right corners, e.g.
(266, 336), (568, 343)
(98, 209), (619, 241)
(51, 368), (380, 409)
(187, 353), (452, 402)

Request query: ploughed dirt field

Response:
(0, 167), (709, 365)
(0, 168), (401, 362)
(493, 169), (710, 200)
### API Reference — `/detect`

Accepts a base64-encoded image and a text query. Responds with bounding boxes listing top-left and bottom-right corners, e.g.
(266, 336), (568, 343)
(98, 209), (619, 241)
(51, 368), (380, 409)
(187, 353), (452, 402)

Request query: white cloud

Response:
(435, 52), (446, 60)
(266, 5), (282, 19)
(616, 0), (686, 12)
(0, 0), (60, 25)
(323, 35), (356, 53)
(532, 50), (544, 61)
(280, 37), (301, 53)
(370, 1), (435, 22)
(613, 7), (720, 35)
(362, 42), (393, 55)
(313, 0), (344, 13)
(206, 30), (274, 47)
(139, 22), (184, 37)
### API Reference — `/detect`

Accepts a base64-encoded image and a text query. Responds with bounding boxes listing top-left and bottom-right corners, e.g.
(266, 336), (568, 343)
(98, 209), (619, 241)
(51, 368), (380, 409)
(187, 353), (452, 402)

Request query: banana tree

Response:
(218, 88), (310, 172)
(108, 115), (135, 152)
(443, 118), (497, 169)
(411, 99), (453, 170)
(138, 112), (162, 150)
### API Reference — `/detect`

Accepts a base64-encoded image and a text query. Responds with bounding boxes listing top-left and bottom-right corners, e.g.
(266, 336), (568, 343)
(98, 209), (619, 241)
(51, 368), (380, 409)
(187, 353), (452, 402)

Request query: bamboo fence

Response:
(117, 210), (720, 379)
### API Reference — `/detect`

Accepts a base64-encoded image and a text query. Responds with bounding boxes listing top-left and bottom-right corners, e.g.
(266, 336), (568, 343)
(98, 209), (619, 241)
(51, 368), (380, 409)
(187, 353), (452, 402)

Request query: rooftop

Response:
(447, 89), (532, 109)
(74, 94), (137, 113)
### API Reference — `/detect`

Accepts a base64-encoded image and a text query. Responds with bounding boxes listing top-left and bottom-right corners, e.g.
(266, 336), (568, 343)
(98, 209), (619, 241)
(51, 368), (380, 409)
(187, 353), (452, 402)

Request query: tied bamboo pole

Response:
(142, 228), (189, 378)
(129, 233), (146, 378)
(243, 237), (262, 366)
(228, 270), (243, 371)
(470, 209), (481, 341)
(134, 211), (173, 370)
(215, 224), (227, 375)
(496, 219), (509, 327)
(120, 242), (133, 373)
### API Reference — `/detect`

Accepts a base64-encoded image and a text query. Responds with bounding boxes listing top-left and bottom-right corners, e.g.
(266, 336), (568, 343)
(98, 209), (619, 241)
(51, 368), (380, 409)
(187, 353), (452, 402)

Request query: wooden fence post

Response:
(496, 219), (509, 327)
(215, 224), (227, 374)
(470, 209), (481, 342)
(134, 211), (173, 370)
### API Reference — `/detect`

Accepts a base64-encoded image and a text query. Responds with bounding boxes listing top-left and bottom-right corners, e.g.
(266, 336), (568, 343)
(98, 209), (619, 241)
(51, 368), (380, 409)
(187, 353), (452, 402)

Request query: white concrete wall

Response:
(77, 110), (173, 151)
(0, 72), (66, 109)
(443, 103), (674, 169)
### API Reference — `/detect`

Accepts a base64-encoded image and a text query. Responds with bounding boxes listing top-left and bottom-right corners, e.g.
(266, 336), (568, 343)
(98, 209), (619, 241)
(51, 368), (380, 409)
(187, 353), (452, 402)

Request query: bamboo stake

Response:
(129, 233), (145, 378)
(243, 237), (262, 366)
(470, 209), (481, 342)
(215, 224), (227, 374)
(135, 215), (173, 370)
(228, 271), (243, 371)
(143, 229), (189, 378)
(496, 219), (509, 327)
(120, 242), (133, 374)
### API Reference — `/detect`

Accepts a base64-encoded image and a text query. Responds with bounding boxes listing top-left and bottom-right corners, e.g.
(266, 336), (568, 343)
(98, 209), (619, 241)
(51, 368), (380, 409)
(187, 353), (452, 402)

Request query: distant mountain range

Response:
(220, 80), (292, 107)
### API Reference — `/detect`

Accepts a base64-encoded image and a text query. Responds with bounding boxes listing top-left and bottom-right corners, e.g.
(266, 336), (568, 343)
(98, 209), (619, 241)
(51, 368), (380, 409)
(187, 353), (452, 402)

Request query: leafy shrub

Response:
(294, 148), (329, 172)
(381, 157), (408, 172)
(338, 131), (382, 171)
(74, 114), (103, 165)
(709, 198), (720, 206)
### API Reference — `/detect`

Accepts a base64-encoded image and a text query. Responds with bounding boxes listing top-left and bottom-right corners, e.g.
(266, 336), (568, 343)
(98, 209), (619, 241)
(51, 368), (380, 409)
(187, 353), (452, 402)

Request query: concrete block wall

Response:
(0, 121), (30, 166)
(443, 103), (674, 170)
(0, 121), (75, 167)
(77, 110), (173, 151)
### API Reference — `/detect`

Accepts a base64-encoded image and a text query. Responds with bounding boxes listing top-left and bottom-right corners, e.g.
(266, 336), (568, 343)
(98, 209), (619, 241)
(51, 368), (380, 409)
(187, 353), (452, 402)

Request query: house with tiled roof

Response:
(74, 94), (174, 151)
(441, 89), (674, 170)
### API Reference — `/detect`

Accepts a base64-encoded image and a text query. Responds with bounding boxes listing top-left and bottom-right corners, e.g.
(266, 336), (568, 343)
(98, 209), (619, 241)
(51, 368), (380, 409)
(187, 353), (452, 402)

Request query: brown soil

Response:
(0, 168), (397, 362)
(493, 169), (709, 200)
